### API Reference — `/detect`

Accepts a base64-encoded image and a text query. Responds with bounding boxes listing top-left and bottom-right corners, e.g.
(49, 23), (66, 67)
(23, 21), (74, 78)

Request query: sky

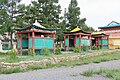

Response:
(21, 0), (120, 30)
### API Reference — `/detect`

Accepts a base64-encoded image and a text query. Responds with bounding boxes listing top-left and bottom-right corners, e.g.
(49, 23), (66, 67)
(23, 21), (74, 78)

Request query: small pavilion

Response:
(91, 32), (109, 49)
(64, 27), (92, 51)
(16, 20), (58, 55)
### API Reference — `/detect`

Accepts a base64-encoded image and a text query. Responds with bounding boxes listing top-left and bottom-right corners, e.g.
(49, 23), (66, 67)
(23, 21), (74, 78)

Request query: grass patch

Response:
(81, 69), (94, 77)
(0, 68), (23, 74)
(0, 49), (114, 63)
(27, 65), (46, 70)
(81, 68), (120, 80)
(0, 50), (120, 74)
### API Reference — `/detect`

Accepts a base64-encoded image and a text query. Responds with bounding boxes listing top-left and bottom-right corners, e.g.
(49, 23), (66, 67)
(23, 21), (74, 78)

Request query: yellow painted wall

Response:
(109, 38), (120, 49)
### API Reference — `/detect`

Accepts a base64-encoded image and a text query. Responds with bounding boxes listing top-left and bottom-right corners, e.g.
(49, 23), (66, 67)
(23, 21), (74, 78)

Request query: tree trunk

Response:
(10, 32), (13, 48)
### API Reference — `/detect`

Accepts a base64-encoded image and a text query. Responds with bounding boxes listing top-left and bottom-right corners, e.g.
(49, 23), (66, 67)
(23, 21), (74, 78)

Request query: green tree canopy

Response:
(66, 0), (81, 30)
(16, 0), (62, 28)
(66, 0), (94, 32)
(0, 0), (21, 47)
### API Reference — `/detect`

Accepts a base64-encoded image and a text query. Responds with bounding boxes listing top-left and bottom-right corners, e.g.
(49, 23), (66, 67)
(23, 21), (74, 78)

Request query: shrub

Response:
(97, 46), (101, 50)
(72, 46), (80, 53)
(81, 45), (89, 52)
(44, 48), (50, 56)
(81, 69), (94, 77)
(91, 45), (97, 50)
(30, 49), (34, 56)
(55, 47), (62, 55)
(0, 52), (6, 55)
(9, 49), (17, 60)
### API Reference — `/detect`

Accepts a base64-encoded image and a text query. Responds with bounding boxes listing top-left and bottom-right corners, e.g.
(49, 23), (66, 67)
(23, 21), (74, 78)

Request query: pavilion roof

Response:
(15, 20), (59, 32)
(91, 31), (109, 37)
(64, 27), (91, 34)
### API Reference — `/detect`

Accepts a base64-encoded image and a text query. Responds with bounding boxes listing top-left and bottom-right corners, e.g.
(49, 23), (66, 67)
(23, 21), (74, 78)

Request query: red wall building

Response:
(99, 21), (120, 49)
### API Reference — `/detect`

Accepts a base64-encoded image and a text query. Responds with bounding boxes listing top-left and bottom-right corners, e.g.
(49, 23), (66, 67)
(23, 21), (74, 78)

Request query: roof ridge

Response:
(107, 21), (120, 26)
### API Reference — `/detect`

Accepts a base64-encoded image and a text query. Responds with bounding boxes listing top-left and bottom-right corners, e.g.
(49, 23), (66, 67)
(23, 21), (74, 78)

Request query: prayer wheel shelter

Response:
(16, 21), (57, 55)
(91, 32), (109, 49)
(64, 27), (92, 51)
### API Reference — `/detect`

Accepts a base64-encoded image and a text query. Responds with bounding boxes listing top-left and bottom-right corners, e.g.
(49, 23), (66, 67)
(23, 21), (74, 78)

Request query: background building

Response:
(99, 21), (120, 49)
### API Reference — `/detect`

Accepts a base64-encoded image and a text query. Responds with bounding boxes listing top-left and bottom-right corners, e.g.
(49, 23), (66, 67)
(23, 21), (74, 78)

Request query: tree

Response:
(16, 0), (62, 29)
(66, 0), (95, 32)
(16, 0), (62, 43)
(0, 0), (21, 47)
(66, 0), (81, 30)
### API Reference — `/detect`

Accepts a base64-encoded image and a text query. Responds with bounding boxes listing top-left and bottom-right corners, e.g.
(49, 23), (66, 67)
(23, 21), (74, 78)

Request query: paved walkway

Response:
(0, 60), (120, 80)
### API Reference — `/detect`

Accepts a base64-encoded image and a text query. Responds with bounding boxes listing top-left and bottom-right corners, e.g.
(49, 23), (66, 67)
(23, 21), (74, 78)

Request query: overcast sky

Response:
(21, 0), (120, 30)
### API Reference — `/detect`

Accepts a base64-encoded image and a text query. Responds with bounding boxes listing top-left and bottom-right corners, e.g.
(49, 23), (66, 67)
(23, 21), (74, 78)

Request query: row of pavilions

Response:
(16, 20), (120, 55)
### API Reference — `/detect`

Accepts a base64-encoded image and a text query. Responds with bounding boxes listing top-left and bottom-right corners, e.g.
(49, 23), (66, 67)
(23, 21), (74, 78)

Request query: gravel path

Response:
(0, 60), (120, 80)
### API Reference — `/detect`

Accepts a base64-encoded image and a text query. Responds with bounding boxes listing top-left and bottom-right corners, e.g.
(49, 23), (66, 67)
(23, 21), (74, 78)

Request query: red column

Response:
(96, 38), (98, 46)
(64, 35), (66, 51)
(32, 31), (35, 55)
(68, 35), (70, 51)
(74, 35), (77, 46)
(107, 36), (109, 49)
(88, 35), (91, 49)
(28, 32), (30, 55)
(79, 35), (81, 48)
(101, 37), (103, 48)
(20, 34), (22, 56)
(16, 34), (18, 52)
(52, 34), (55, 54)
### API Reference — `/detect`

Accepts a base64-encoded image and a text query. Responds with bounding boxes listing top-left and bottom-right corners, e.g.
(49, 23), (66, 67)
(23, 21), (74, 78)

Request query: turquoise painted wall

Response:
(98, 40), (102, 45)
(29, 38), (54, 49)
(65, 38), (69, 50)
(34, 38), (54, 49)
(98, 39), (108, 49)
(102, 40), (108, 45)
(18, 40), (20, 48)
(82, 39), (90, 46)
(29, 38), (32, 48)
(76, 38), (80, 46)
(22, 39), (28, 48)
(98, 40), (108, 45)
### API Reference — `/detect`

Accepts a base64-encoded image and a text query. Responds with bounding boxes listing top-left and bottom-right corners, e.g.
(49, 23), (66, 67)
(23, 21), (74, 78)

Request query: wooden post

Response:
(88, 35), (91, 49)
(28, 32), (30, 55)
(16, 34), (19, 55)
(20, 34), (22, 56)
(107, 36), (109, 49)
(53, 34), (55, 54)
(79, 34), (82, 49)
(74, 35), (77, 46)
(32, 31), (35, 55)
(16, 34), (18, 51)
(68, 35), (70, 51)
(101, 37), (103, 49)
(79, 35), (82, 49)
(96, 38), (98, 46)
(64, 35), (66, 51)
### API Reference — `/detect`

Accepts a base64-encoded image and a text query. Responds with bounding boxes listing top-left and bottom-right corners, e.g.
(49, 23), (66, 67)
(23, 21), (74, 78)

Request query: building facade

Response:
(99, 21), (120, 49)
